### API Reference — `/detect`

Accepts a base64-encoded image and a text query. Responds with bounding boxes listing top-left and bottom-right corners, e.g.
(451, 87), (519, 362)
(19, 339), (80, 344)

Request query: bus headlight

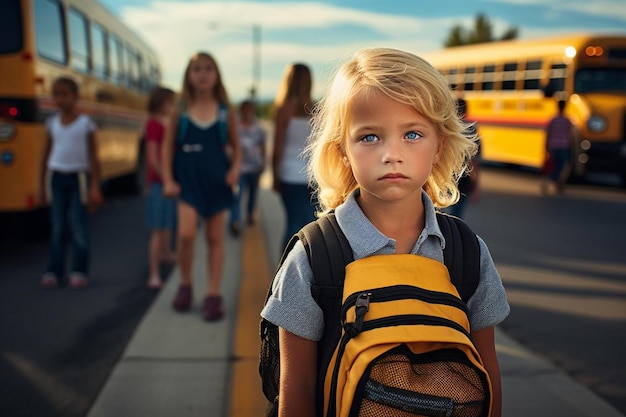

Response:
(587, 116), (606, 133)
(0, 122), (15, 140)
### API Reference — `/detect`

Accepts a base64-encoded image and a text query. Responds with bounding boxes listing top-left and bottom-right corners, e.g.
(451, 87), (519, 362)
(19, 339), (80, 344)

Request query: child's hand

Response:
(225, 168), (239, 187)
(163, 180), (180, 198)
(88, 185), (103, 212)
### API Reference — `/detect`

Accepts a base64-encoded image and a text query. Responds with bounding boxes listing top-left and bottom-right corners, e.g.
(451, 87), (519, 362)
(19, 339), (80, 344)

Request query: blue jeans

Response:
(229, 172), (262, 224)
(549, 148), (570, 182)
(279, 182), (317, 250)
(46, 171), (89, 279)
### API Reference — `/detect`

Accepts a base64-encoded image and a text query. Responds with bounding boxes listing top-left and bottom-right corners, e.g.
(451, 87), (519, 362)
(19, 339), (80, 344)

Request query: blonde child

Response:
(161, 52), (241, 321)
(144, 86), (177, 289)
(39, 76), (102, 288)
(261, 48), (509, 416)
(272, 63), (317, 249)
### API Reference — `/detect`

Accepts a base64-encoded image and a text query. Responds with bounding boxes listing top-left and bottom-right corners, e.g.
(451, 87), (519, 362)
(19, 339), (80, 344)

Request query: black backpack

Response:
(259, 212), (481, 417)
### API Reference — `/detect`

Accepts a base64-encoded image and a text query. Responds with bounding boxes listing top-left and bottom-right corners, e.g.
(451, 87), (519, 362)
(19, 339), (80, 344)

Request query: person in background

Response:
(228, 99), (267, 236)
(541, 99), (574, 195)
(161, 52), (241, 321)
(261, 48), (508, 416)
(272, 63), (317, 250)
(446, 97), (480, 219)
(144, 86), (177, 290)
(39, 76), (102, 289)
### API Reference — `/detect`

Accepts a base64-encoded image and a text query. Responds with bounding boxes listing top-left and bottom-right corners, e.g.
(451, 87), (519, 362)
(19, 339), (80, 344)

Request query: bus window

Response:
(91, 22), (108, 79)
(137, 54), (146, 91)
(575, 68), (626, 93)
(1, 1), (23, 54)
(108, 35), (123, 85)
(464, 67), (475, 91)
(545, 63), (567, 96)
(447, 68), (458, 90)
(68, 8), (90, 73)
(523, 60), (542, 90)
(34, 0), (67, 64)
(502, 62), (518, 90)
(126, 46), (139, 89)
(481, 64), (495, 91)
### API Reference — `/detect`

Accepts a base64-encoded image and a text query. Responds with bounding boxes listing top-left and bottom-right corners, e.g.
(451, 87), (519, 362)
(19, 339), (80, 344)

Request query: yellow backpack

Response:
(324, 253), (491, 417)
(260, 212), (491, 417)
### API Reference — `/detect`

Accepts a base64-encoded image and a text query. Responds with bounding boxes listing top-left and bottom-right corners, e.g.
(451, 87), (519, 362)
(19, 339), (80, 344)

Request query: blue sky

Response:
(99, 0), (626, 102)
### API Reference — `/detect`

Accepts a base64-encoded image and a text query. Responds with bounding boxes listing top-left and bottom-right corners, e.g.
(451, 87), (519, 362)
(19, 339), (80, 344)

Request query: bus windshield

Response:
(574, 68), (626, 94)
(0, 1), (23, 54)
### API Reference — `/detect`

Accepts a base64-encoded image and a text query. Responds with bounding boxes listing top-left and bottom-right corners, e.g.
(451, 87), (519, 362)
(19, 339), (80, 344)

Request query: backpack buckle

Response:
(344, 292), (371, 337)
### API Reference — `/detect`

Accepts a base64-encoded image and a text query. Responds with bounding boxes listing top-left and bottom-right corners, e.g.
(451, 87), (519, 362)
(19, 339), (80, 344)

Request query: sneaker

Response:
(172, 285), (192, 312)
(147, 277), (163, 290)
(68, 273), (88, 289)
(40, 273), (59, 289)
(203, 295), (224, 321)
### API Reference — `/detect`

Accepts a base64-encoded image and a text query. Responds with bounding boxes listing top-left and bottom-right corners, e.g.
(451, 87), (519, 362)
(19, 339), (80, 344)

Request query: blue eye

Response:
(405, 131), (422, 141)
(361, 134), (378, 143)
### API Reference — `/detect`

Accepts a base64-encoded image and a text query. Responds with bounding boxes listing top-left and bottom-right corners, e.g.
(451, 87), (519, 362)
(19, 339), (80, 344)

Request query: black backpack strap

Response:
(299, 213), (353, 417)
(436, 212), (481, 302)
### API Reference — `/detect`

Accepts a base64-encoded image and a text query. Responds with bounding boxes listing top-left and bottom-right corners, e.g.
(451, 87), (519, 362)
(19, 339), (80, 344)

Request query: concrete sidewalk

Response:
(87, 189), (625, 417)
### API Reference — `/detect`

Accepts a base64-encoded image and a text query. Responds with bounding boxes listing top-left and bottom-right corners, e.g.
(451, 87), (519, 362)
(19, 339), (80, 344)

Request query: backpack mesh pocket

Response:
(352, 345), (489, 417)
(259, 321), (280, 409)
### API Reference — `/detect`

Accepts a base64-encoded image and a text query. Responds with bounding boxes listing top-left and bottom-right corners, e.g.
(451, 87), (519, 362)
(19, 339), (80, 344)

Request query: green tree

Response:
(444, 13), (518, 47)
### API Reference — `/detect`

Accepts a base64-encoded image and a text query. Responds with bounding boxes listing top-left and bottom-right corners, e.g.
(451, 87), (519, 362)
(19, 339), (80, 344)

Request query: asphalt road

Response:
(0, 166), (625, 416)
(0, 186), (168, 417)
(463, 167), (626, 414)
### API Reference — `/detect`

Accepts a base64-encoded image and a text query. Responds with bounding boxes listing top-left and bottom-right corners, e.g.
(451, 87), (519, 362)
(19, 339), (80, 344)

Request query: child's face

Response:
(344, 89), (442, 205)
(188, 56), (218, 93)
(162, 99), (176, 116)
(240, 103), (254, 120)
(52, 82), (78, 112)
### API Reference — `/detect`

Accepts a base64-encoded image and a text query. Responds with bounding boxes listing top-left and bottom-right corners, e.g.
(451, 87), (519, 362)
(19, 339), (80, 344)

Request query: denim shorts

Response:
(146, 183), (177, 230)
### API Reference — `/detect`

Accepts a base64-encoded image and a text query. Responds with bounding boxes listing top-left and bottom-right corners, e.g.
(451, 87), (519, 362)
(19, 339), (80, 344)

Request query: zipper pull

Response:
(344, 292), (371, 337)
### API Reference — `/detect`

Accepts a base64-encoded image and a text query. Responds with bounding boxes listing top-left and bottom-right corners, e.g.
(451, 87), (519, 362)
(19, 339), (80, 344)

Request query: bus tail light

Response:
(0, 99), (37, 122)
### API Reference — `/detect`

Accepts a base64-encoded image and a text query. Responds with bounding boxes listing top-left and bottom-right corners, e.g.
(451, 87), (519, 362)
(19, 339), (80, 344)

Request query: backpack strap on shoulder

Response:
(436, 212), (481, 303)
(176, 112), (189, 145)
(217, 103), (228, 145)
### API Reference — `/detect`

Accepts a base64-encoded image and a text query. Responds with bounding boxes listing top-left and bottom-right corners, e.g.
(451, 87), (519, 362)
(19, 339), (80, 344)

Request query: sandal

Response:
(40, 273), (59, 289)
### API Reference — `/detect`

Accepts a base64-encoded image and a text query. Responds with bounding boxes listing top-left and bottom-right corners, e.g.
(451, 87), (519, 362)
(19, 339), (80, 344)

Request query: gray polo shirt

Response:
(261, 191), (510, 341)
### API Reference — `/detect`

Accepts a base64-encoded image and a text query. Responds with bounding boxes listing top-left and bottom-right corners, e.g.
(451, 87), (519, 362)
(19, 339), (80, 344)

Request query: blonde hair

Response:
(273, 63), (313, 115)
(181, 52), (229, 108)
(307, 47), (477, 213)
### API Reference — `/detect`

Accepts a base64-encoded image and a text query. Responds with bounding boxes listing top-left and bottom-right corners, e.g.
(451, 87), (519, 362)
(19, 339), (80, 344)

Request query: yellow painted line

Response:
(230, 219), (273, 416)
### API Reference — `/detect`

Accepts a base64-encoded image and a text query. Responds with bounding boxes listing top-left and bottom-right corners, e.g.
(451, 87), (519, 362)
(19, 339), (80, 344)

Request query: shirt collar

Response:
(334, 189), (445, 258)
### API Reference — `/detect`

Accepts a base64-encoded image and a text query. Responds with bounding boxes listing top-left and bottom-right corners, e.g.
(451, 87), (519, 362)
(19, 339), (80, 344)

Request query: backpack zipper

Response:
(341, 285), (468, 323)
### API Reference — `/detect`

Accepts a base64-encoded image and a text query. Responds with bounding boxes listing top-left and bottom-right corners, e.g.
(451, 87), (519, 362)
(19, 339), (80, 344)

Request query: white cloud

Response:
(118, 0), (626, 101)
(118, 1), (449, 100)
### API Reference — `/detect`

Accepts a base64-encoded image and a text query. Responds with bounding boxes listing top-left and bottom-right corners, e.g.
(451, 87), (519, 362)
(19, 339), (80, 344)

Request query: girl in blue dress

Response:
(161, 52), (241, 321)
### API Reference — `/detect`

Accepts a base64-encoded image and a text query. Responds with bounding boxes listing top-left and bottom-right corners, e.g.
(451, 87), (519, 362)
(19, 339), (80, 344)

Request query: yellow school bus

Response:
(422, 33), (626, 184)
(0, 0), (160, 213)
